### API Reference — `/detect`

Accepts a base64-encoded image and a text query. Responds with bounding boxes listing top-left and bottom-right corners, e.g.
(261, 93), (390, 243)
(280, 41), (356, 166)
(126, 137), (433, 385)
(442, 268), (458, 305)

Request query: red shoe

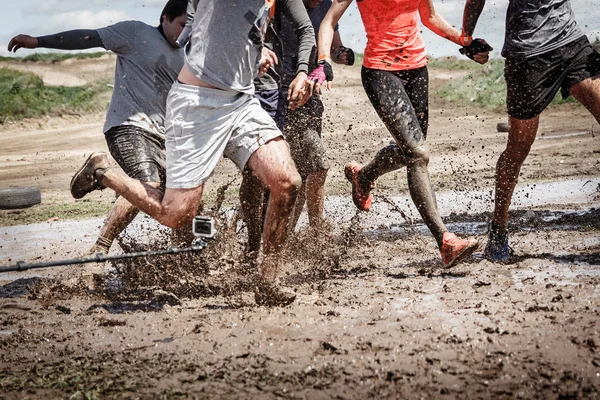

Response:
(344, 161), (374, 211)
(440, 232), (479, 268)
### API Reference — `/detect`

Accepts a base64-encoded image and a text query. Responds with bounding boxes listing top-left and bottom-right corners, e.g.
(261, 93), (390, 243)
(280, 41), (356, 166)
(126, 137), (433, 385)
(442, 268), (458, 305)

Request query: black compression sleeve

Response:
(36, 29), (104, 50)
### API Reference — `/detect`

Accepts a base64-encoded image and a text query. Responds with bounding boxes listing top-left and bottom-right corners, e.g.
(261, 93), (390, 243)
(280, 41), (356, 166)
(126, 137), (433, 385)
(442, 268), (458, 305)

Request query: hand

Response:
(258, 47), (278, 77)
(459, 38), (493, 64)
(334, 46), (355, 66)
(287, 72), (314, 110)
(8, 34), (38, 53)
(307, 60), (334, 94)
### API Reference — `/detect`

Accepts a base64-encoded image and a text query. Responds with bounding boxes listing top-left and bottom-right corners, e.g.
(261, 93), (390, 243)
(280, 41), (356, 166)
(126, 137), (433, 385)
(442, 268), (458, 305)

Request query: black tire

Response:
(0, 187), (41, 210)
(496, 122), (509, 133)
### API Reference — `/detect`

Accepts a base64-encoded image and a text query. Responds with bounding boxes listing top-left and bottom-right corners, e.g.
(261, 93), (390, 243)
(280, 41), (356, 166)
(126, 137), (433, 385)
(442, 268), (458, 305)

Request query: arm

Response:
(283, 0), (315, 76)
(317, 0), (352, 63)
(418, 0), (461, 45)
(8, 30), (103, 53)
(282, 0), (317, 109)
(330, 30), (348, 65)
(462, 0), (486, 37)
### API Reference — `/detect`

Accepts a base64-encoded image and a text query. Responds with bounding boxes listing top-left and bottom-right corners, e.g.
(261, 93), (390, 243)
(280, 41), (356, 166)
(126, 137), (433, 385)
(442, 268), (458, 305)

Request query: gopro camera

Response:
(192, 216), (216, 239)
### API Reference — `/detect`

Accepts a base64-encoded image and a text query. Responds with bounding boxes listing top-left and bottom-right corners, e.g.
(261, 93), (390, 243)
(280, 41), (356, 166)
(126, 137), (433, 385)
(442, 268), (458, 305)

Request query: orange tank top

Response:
(356, 0), (427, 71)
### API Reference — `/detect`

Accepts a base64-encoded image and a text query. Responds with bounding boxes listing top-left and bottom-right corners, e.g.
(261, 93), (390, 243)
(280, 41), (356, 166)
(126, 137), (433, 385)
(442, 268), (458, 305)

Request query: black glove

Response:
(335, 46), (355, 66)
(459, 38), (493, 60)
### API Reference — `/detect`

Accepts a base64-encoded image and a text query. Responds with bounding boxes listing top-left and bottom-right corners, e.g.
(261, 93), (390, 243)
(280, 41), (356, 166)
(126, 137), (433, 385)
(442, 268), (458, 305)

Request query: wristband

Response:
(318, 53), (329, 62)
(459, 34), (473, 47)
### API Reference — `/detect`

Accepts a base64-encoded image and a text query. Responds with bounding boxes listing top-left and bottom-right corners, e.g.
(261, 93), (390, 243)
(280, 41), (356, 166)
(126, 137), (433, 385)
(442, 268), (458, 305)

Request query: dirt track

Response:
(1, 58), (600, 399)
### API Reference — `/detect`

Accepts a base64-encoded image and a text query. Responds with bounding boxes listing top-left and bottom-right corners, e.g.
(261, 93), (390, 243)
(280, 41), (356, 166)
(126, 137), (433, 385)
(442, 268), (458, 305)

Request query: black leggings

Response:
(361, 66), (429, 181)
(360, 66), (446, 244)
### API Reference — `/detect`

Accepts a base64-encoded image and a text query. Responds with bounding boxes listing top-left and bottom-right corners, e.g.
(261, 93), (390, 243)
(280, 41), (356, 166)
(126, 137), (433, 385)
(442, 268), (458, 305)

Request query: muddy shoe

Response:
(70, 152), (109, 199)
(344, 161), (374, 211)
(440, 232), (479, 268)
(254, 280), (296, 307)
(484, 226), (514, 264)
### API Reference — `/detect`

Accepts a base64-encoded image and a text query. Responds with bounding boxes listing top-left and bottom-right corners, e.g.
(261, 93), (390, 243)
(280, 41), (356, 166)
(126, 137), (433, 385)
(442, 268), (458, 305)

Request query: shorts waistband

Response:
(172, 81), (246, 101)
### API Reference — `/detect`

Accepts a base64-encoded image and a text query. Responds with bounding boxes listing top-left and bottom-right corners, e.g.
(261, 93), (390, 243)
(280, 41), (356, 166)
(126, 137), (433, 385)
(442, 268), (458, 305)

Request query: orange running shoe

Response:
(440, 232), (479, 268)
(344, 161), (374, 211)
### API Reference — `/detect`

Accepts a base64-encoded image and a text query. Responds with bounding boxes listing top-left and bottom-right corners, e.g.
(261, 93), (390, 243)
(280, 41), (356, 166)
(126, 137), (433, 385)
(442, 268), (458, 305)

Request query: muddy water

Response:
(1, 177), (598, 269)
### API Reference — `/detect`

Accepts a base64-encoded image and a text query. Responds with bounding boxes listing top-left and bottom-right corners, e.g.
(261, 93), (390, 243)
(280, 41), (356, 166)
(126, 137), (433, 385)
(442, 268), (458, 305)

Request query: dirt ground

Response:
(1, 57), (600, 399)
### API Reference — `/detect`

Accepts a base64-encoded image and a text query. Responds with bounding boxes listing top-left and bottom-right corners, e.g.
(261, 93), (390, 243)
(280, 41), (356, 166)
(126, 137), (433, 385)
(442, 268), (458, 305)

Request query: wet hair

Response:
(159, 0), (187, 24)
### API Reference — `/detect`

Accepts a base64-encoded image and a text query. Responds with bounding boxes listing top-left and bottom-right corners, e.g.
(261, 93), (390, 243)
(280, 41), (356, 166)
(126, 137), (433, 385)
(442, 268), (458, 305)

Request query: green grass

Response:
(0, 67), (112, 121)
(0, 199), (112, 227)
(434, 58), (577, 110)
(0, 52), (108, 63)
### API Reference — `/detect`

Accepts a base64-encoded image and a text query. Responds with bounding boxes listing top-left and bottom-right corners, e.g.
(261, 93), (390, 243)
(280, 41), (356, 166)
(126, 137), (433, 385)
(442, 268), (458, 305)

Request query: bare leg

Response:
(239, 168), (266, 254)
(91, 182), (161, 253)
(569, 76), (600, 123)
(246, 137), (301, 281)
(492, 116), (539, 228)
(98, 168), (203, 230)
(305, 169), (327, 227)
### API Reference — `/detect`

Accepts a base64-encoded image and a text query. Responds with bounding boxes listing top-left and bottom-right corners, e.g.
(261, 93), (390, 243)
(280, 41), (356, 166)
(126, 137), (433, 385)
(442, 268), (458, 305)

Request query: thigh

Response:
(400, 66), (430, 138)
(105, 125), (165, 184)
(246, 136), (298, 189)
(361, 67), (425, 152)
(224, 96), (283, 172)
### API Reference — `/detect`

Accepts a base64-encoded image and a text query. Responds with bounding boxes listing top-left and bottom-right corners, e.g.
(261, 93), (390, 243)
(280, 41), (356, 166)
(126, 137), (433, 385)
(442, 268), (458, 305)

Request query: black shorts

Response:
(505, 35), (600, 120)
(282, 95), (329, 178)
(105, 125), (166, 184)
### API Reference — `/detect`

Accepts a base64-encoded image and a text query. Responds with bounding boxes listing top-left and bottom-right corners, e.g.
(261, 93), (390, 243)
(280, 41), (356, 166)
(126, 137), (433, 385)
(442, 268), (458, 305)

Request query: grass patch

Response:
(0, 52), (108, 63)
(0, 67), (112, 121)
(434, 58), (577, 110)
(0, 199), (112, 226)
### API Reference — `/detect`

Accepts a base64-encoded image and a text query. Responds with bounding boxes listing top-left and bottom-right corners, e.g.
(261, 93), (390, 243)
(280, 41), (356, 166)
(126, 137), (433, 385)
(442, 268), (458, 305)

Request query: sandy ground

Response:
(1, 57), (600, 399)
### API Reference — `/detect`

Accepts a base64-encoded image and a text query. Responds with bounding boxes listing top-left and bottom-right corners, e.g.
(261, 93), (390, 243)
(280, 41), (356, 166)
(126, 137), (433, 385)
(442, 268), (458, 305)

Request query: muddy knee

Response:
(406, 145), (430, 166)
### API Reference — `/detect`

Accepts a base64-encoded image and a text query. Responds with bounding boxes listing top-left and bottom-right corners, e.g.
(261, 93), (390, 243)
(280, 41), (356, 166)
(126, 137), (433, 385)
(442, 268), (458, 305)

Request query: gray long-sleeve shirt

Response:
(254, 0), (315, 92)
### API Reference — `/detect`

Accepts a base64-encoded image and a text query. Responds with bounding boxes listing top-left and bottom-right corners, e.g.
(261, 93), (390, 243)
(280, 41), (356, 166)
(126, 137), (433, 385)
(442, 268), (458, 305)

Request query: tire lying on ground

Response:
(496, 122), (509, 132)
(0, 187), (42, 209)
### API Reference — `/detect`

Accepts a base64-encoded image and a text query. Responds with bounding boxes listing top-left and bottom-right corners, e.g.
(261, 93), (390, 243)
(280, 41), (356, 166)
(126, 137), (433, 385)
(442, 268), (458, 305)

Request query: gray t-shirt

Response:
(184, 0), (271, 95)
(502, 0), (584, 58)
(281, 0), (338, 88)
(97, 21), (184, 138)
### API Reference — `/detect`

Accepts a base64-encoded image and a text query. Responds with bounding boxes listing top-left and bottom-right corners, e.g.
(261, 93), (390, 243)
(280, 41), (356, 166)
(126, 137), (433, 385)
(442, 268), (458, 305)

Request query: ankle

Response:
(94, 168), (108, 189)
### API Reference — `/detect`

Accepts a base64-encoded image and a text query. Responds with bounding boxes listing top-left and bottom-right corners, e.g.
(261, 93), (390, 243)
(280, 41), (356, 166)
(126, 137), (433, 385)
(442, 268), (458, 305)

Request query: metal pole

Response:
(0, 241), (208, 274)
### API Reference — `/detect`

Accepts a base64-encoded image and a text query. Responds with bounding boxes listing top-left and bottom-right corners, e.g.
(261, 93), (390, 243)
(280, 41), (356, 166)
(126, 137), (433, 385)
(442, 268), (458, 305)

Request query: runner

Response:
(283, 0), (355, 231)
(462, 0), (600, 263)
(68, 0), (302, 306)
(315, 0), (486, 267)
(7, 0), (188, 255)
(241, 0), (316, 255)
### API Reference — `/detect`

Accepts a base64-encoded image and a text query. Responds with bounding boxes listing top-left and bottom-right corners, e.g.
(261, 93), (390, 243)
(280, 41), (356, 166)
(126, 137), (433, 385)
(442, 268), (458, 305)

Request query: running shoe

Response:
(344, 161), (374, 211)
(484, 228), (513, 263)
(440, 232), (479, 268)
(70, 152), (108, 199)
(254, 280), (296, 307)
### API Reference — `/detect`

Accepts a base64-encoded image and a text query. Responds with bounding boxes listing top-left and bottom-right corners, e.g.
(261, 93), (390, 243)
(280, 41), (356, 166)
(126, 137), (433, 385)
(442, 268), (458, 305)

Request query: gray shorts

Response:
(165, 82), (282, 189)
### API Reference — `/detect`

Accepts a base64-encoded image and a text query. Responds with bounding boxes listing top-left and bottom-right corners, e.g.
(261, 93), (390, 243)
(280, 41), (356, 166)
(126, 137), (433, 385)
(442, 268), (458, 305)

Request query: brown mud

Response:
(1, 59), (600, 399)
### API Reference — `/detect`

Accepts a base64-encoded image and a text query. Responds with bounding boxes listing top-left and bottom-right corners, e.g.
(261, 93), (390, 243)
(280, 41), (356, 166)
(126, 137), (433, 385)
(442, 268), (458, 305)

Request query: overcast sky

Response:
(1, 0), (599, 58)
